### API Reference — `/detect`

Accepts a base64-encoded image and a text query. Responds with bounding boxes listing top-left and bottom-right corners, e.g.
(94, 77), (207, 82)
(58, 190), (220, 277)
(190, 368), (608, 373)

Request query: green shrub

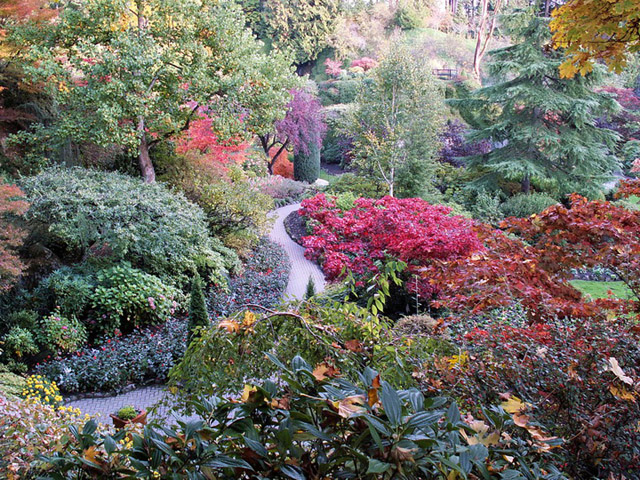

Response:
(2, 326), (38, 359)
(37, 266), (94, 318)
(40, 357), (564, 479)
(321, 104), (354, 165)
(470, 190), (503, 224)
(4, 309), (38, 330)
(193, 177), (274, 244)
(40, 309), (87, 354)
(501, 192), (559, 218)
(317, 79), (361, 105)
(115, 405), (138, 420)
(22, 166), (237, 286)
(0, 371), (26, 398)
(294, 141), (321, 183)
(335, 191), (357, 210)
(326, 173), (387, 198)
(188, 272), (209, 342)
(393, 2), (425, 30)
(91, 263), (178, 333)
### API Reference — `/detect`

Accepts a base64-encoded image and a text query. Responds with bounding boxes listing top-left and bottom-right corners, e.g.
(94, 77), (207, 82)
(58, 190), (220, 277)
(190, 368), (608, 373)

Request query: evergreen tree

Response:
(188, 272), (208, 342)
(304, 276), (316, 300)
(452, 14), (620, 197)
(294, 141), (321, 183)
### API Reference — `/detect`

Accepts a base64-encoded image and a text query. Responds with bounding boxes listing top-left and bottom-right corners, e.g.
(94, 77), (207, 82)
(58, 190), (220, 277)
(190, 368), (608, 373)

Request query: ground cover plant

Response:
(208, 238), (290, 318)
(35, 318), (187, 393)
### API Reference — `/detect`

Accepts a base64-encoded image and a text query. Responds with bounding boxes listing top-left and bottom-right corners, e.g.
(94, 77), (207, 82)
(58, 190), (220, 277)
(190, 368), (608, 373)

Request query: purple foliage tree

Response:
(258, 88), (327, 174)
(438, 119), (491, 168)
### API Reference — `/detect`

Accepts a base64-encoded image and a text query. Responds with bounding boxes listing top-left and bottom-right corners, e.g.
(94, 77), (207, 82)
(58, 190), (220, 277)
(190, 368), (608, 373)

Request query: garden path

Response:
(268, 202), (326, 299)
(65, 202), (326, 421)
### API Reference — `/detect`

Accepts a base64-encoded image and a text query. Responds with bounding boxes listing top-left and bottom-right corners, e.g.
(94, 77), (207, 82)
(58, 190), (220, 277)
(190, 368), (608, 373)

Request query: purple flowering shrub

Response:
(208, 239), (290, 317)
(35, 318), (187, 393)
(438, 119), (491, 167)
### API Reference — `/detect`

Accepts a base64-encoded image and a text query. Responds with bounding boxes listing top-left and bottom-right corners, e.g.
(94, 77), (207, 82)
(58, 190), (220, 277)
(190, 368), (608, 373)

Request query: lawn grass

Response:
(570, 280), (635, 300)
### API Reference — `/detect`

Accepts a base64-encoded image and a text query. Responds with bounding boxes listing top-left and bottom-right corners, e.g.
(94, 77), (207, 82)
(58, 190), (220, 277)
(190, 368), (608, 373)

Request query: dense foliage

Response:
(301, 194), (481, 293)
(209, 238), (290, 318)
(9, 0), (297, 181)
(40, 356), (563, 479)
(36, 318), (187, 393)
(22, 167), (237, 285)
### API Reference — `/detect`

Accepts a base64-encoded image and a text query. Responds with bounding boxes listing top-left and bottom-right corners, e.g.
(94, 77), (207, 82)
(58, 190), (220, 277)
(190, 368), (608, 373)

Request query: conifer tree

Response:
(188, 272), (208, 342)
(452, 13), (620, 197)
(294, 141), (320, 183)
(304, 276), (316, 300)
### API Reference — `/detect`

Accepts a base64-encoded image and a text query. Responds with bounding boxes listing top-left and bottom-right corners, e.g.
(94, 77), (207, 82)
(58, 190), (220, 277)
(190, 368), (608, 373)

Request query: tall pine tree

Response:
(452, 13), (620, 197)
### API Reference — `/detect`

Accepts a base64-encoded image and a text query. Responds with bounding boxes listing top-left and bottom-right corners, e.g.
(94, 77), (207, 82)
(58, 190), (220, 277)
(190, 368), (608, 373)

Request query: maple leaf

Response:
(218, 319), (240, 334)
(610, 385), (636, 402)
(344, 339), (363, 353)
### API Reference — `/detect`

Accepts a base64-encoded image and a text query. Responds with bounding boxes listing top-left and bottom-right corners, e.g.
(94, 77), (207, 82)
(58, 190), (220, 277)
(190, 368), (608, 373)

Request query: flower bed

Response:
(209, 238), (290, 317)
(35, 318), (187, 393)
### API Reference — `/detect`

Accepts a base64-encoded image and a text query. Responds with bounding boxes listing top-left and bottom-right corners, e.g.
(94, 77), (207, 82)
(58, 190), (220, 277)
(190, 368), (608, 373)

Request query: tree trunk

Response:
(473, 0), (502, 80)
(521, 175), (530, 194)
(138, 117), (155, 183)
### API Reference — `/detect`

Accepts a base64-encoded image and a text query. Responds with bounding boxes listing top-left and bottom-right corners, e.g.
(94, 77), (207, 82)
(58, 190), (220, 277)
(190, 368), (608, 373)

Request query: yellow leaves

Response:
(499, 394), (559, 452)
(446, 351), (469, 369)
(82, 445), (100, 464)
(240, 385), (258, 403)
(218, 318), (239, 333)
(610, 385), (636, 402)
(608, 357), (634, 385)
(461, 419), (501, 447)
(218, 310), (257, 335)
(499, 394), (529, 414)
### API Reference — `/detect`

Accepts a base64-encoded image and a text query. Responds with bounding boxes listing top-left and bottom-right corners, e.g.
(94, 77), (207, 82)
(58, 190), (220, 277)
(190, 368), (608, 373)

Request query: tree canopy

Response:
(550, 0), (640, 78)
(9, 0), (297, 182)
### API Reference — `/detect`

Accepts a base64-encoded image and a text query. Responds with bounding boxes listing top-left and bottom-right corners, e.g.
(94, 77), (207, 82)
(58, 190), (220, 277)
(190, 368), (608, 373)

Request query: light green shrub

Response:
(501, 192), (559, 218)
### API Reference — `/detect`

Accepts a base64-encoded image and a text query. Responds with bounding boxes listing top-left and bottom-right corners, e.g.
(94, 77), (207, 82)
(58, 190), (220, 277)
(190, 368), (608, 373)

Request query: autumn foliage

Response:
(270, 147), (294, 179)
(300, 194), (482, 289)
(0, 181), (28, 290)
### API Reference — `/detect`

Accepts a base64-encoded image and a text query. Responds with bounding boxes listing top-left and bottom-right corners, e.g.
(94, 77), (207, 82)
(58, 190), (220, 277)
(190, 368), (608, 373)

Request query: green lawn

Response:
(570, 280), (635, 300)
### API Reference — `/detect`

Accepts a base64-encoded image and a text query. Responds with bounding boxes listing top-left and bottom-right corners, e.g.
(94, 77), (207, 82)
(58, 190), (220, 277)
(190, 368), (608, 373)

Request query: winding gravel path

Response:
(65, 203), (326, 421)
(268, 202), (326, 300)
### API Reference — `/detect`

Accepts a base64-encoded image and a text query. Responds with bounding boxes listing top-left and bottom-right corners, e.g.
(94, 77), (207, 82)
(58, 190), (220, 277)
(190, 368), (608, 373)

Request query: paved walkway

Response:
(268, 203), (326, 300)
(65, 203), (326, 420)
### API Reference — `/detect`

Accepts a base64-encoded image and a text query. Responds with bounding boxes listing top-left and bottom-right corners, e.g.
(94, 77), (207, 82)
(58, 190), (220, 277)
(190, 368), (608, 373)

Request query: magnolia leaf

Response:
(500, 394), (529, 414)
(608, 357), (634, 385)
(337, 395), (367, 418)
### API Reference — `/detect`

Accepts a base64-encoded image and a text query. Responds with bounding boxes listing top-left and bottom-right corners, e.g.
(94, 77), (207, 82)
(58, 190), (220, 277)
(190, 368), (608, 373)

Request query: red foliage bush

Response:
(176, 115), (248, 167)
(0, 181), (29, 290)
(270, 147), (293, 179)
(350, 57), (378, 71)
(416, 309), (640, 479)
(300, 194), (482, 289)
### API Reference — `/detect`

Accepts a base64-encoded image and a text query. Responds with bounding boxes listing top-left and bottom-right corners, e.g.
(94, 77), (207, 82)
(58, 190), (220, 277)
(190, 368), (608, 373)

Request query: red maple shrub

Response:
(0, 181), (28, 290)
(270, 147), (294, 179)
(415, 307), (640, 479)
(300, 194), (482, 293)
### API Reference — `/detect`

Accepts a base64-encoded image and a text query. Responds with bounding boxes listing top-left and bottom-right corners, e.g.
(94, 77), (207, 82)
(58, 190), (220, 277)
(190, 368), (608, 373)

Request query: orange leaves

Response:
(218, 311), (257, 335)
(0, 181), (29, 290)
(499, 394), (559, 452)
(312, 362), (340, 382)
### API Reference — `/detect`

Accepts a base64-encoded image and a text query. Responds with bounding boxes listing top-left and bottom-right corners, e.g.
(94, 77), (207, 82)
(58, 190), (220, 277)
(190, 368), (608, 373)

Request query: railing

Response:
(432, 68), (458, 80)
